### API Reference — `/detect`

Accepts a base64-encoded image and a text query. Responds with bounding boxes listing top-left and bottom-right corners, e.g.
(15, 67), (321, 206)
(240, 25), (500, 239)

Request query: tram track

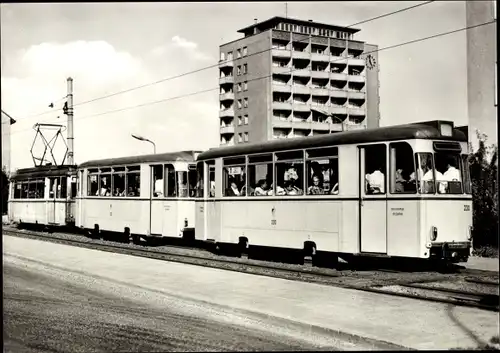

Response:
(3, 227), (498, 313)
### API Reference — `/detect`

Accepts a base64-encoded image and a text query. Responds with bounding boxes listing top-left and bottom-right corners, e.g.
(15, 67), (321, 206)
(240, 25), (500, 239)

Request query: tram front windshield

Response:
(414, 152), (468, 194)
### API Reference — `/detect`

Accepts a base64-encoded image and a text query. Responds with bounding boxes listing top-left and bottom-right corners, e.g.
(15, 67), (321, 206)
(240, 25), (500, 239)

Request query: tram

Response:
(195, 120), (473, 265)
(8, 165), (78, 228)
(77, 150), (201, 243)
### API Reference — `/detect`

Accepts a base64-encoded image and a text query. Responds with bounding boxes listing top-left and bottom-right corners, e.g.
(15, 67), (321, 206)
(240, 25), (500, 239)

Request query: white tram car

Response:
(195, 121), (473, 264)
(77, 151), (201, 243)
(8, 165), (78, 228)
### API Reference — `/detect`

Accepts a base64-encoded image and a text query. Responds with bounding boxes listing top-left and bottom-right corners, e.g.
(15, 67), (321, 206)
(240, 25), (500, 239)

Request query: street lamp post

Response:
(131, 134), (156, 154)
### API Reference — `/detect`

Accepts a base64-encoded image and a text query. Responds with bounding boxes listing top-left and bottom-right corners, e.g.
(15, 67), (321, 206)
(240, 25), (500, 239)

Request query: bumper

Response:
(429, 241), (471, 262)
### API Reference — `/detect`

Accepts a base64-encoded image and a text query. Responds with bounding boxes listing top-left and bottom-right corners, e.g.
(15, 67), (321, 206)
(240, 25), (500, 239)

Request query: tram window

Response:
(71, 177), (77, 198)
(125, 169), (140, 197)
(461, 154), (472, 194)
(88, 174), (98, 196)
(188, 165), (197, 198)
(306, 158), (338, 195)
(275, 150), (304, 196)
(389, 142), (416, 194)
(152, 165), (163, 197)
(364, 144), (386, 195)
(223, 165), (246, 196)
(413, 153), (435, 194)
(208, 164), (216, 198)
(21, 181), (28, 199)
(177, 171), (188, 197)
(434, 152), (463, 194)
(113, 173), (125, 196)
(196, 162), (204, 198)
(98, 174), (111, 196)
(58, 177), (68, 199)
(14, 182), (21, 199)
(165, 164), (176, 197)
(27, 180), (36, 199)
(35, 178), (45, 198)
(248, 163), (273, 196)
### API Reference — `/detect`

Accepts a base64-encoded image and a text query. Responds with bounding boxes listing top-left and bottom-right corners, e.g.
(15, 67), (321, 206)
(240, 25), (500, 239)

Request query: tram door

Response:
(359, 144), (387, 254)
(47, 177), (57, 224)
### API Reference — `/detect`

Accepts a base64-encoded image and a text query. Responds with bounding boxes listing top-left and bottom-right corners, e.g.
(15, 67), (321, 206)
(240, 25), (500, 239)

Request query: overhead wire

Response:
(15, 1), (435, 121)
(9, 18), (495, 137)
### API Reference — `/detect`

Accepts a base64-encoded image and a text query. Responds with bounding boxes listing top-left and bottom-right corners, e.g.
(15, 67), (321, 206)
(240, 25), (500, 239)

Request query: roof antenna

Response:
(254, 18), (258, 24)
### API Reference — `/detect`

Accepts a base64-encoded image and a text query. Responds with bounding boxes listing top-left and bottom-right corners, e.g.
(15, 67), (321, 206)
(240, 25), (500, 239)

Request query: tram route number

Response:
(464, 205), (470, 212)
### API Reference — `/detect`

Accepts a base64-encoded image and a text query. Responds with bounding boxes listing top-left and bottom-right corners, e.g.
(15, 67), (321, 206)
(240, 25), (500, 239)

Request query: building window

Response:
(244, 132), (249, 142)
(237, 49), (241, 58)
(238, 133), (243, 143)
(237, 66), (241, 75)
(238, 116), (242, 125)
(243, 46), (248, 56)
(243, 98), (248, 108)
(227, 51), (233, 60)
(237, 83), (242, 92)
(220, 52), (225, 61)
(243, 63), (248, 74)
(237, 100), (242, 109)
(243, 81), (248, 91)
(244, 114), (249, 125)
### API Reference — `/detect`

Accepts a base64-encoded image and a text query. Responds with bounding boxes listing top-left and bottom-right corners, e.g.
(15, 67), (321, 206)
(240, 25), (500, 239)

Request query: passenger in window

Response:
(284, 166), (299, 182)
(209, 181), (216, 197)
(127, 187), (135, 196)
(308, 175), (324, 195)
(275, 183), (286, 196)
(443, 158), (461, 182)
(254, 179), (269, 196)
(366, 166), (385, 194)
(330, 182), (339, 195)
(114, 188), (122, 197)
(226, 179), (241, 196)
(285, 180), (303, 195)
(394, 168), (406, 193)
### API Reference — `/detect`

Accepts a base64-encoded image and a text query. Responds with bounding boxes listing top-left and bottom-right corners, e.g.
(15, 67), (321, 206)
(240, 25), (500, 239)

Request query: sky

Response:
(1, 1), (469, 171)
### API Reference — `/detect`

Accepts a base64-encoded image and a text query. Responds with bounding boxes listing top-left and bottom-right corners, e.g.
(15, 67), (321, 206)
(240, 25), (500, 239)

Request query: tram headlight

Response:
(431, 226), (438, 241)
(184, 218), (189, 228)
(467, 226), (473, 241)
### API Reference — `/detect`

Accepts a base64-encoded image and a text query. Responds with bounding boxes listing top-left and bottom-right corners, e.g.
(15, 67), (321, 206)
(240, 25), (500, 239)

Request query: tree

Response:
(468, 133), (498, 249)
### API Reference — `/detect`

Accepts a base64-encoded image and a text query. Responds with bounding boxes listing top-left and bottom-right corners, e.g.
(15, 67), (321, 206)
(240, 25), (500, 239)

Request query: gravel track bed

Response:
(3, 226), (496, 291)
(415, 279), (500, 296)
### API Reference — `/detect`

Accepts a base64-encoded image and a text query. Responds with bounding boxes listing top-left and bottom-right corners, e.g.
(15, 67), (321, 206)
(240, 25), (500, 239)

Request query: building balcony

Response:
(272, 84), (292, 93)
(348, 91), (366, 100)
(311, 122), (330, 131)
(330, 123), (344, 132)
(330, 57), (347, 65)
(220, 140), (235, 146)
(272, 118), (293, 129)
(348, 75), (366, 83)
(330, 73), (348, 82)
(292, 69), (311, 78)
(292, 51), (310, 60)
(273, 101), (293, 110)
(348, 58), (365, 67)
(292, 103), (310, 112)
(346, 123), (366, 131)
(219, 76), (234, 85)
(292, 85), (311, 95)
(312, 87), (330, 96)
(219, 60), (234, 69)
(330, 89), (348, 99)
(219, 108), (234, 118)
(219, 92), (234, 101)
(311, 70), (330, 79)
(220, 125), (235, 134)
(311, 53), (330, 62)
(293, 120), (312, 130)
(348, 107), (366, 116)
(330, 106), (348, 115)
(272, 66), (292, 75)
(272, 49), (292, 59)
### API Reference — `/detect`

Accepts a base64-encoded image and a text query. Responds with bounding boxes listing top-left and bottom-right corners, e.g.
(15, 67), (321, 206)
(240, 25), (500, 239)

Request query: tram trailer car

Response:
(9, 165), (78, 229)
(195, 120), (473, 265)
(77, 151), (201, 244)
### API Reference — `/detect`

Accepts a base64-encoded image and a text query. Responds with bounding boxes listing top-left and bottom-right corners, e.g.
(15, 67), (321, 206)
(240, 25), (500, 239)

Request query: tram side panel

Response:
(386, 200), (420, 258)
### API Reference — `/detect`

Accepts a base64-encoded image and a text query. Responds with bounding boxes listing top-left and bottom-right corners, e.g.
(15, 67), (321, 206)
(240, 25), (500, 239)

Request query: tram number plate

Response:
(464, 205), (470, 212)
(271, 219), (277, 226)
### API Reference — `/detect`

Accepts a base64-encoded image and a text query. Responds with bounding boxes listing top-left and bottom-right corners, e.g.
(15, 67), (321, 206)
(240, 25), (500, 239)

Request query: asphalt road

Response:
(3, 255), (358, 352)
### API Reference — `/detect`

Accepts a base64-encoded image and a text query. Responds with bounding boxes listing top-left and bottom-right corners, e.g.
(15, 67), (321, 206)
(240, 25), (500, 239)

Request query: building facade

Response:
(1, 110), (16, 174)
(218, 16), (380, 146)
(466, 0), (497, 153)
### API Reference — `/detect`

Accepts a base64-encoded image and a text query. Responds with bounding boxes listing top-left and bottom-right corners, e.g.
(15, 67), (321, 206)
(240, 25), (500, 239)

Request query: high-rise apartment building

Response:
(218, 16), (380, 146)
(466, 0), (497, 153)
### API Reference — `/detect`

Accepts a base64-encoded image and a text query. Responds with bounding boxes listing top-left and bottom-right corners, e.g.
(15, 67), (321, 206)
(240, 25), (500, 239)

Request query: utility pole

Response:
(65, 77), (75, 225)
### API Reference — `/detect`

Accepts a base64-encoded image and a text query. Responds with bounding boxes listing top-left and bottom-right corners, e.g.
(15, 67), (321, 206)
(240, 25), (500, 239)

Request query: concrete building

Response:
(1, 110), (16, 174)
(218, 16), (380, 146)
(466, 0), (497, 153)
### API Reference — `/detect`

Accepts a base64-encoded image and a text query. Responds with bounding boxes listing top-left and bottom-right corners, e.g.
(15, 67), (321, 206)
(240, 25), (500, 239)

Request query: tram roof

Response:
(11, 164), (77, 180)
(198, 121), (467, 161)
(78, 150), (202, 168)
